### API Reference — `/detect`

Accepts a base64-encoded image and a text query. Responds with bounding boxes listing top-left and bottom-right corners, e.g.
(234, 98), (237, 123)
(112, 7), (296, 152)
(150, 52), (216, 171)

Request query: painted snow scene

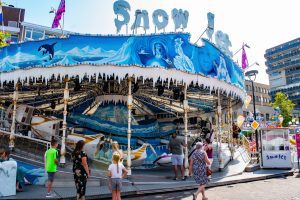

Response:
(1, 33), (244, 91)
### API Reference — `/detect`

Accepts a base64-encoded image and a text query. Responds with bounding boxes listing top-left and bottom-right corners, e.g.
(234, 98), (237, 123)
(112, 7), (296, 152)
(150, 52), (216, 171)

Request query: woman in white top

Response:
(108, 152), (128, 200)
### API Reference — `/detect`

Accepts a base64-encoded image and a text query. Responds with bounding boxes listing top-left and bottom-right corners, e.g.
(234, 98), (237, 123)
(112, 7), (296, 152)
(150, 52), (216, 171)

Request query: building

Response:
(0, 5), (25, 42)
(265, 38), (300, 118)
(243, 80), (273, 121)
(235, 80), (273, 122)
(1, 5), (72, 43)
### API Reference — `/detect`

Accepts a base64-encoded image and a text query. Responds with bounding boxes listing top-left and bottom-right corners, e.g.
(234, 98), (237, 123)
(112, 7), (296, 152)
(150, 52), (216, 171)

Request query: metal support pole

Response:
(183, 83), (189, 177)
(251, 80), (259, 162)
(127, 78), (132, 176)
(217, 90), (222, 170)
(228, 97), (234, 159)
(9, 84), (19, 150)
(60, 79), (69, 166)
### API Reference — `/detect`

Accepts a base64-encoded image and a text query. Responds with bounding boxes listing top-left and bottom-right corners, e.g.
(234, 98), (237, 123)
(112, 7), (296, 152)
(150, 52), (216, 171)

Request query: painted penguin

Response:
(38, 42), (57, 60)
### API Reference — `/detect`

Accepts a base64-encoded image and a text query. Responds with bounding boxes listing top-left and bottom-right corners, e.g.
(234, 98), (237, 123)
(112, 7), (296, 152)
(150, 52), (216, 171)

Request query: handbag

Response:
(206, 167), (212, 176)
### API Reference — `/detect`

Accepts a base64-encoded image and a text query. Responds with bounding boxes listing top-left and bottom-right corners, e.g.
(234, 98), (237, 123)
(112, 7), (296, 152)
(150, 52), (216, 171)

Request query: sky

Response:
(5, 0), (300, 85)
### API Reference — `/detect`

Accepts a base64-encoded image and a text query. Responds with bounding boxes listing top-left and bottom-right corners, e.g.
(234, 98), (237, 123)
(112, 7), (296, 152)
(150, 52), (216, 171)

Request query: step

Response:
(245, 163), (260, 172)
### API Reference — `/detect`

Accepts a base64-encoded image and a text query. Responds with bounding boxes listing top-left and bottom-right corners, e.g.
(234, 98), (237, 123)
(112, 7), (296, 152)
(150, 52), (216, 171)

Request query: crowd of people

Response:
(1, 120), (241, 200)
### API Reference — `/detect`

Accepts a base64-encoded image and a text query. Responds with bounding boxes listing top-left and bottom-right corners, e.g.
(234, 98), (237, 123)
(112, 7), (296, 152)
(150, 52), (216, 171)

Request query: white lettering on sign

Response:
(113, 0), (189, 33)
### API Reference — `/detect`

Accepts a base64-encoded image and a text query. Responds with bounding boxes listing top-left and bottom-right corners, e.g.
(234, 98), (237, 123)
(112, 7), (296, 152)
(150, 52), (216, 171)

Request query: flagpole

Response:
(62, 12), (64, 37)
(194, 27), (208, 45)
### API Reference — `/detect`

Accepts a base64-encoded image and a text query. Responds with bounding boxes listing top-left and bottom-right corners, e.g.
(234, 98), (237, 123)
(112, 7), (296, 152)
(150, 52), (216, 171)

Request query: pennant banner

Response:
(52, 0), (65, 28)
(242, 46), (248, 69)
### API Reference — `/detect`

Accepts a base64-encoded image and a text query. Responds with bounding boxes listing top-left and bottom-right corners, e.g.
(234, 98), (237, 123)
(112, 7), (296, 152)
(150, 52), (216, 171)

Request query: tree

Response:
(0, 31), (11, 47)
(270, 92), (295, 127)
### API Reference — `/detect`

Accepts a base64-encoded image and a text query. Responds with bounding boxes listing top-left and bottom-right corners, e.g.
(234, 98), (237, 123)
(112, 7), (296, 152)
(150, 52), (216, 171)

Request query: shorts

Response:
(110, 178), (122, 191)
(47, 172), (56, 182)
(171, 154), (184, 166)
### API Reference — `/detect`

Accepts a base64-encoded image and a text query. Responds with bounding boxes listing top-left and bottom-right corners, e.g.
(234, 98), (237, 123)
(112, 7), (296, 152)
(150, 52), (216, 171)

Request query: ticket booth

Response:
(259, 128), (292, 169)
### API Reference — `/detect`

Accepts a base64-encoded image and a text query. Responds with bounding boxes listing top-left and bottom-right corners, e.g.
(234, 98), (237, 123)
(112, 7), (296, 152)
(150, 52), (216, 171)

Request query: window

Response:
(259, 87), (261, 93)
(25, 28), (32, 39)
(266, 114), (270, 121)
(32, 30), (44, 40)
(24, 27), (45, 41)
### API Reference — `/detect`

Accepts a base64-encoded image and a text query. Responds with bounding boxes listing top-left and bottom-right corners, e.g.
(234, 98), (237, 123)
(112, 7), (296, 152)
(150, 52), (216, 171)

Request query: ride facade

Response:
(0, 31), (246, 175)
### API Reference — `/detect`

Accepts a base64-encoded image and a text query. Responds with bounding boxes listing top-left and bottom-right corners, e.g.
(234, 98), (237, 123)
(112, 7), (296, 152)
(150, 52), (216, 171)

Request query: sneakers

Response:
(46, 193), (52, 198)
(173, 176), (186, 181)
(46, 192), (56, 198)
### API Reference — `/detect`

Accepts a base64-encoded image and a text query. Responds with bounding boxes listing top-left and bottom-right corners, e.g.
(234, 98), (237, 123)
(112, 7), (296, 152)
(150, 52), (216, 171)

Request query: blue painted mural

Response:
(0, 33), (244, 89)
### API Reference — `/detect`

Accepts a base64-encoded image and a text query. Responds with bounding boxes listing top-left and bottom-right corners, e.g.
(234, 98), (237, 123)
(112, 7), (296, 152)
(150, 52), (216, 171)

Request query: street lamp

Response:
(245, 70), (259, 154)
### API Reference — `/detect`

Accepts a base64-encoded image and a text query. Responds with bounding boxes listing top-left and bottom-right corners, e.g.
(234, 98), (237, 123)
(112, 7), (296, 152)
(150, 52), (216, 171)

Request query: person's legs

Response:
(200, 185), (206, 199)
(194, 184), (202, 197)
(47, 180), (53, 193)
(47, 172), (55, 194)
(171, 155), (178, 179)
(180, 165), (185, 178)
(117, 190), (121, 200)
(178, 155), (185, 179)
(112, 190), (117, 200)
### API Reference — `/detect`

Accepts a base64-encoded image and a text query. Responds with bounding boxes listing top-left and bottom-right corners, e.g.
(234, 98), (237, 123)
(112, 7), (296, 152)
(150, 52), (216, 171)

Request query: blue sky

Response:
(4, 0), (300, 84)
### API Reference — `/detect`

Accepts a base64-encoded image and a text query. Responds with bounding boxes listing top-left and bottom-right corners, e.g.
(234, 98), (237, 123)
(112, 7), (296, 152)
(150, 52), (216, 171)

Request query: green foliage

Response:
(270, 92), (295, 127)
(0, 31), (11, 47)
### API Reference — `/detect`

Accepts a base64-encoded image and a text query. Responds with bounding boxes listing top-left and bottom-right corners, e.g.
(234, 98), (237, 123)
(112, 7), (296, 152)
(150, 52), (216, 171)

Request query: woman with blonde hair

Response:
(108, 152), (128, 200)
(111, 141), (124, 162)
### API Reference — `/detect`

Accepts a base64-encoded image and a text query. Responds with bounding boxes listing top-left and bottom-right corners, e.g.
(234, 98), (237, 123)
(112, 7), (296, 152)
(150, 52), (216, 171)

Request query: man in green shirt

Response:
(45, 139), (59, 198)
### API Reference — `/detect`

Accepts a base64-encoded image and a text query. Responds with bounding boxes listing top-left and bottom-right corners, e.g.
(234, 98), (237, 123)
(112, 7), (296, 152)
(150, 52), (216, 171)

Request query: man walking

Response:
(169, 132), (186, 180)
(45, 139), (59, 198)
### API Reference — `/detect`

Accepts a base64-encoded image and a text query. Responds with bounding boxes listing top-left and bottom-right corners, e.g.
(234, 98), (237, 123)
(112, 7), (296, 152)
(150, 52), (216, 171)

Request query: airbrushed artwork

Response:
(0, 33), (244, 90)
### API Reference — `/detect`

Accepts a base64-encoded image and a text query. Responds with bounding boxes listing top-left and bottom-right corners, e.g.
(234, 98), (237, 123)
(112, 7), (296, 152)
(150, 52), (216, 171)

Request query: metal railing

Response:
(0, 130), (50, 162)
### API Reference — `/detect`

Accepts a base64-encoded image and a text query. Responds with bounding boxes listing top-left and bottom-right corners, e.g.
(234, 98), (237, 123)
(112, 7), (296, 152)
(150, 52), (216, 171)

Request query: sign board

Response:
(296, 133), (300, 158)
(261, 151), (292, 168)
(113, 0), (189, 33)
(251, 120), (260, 130)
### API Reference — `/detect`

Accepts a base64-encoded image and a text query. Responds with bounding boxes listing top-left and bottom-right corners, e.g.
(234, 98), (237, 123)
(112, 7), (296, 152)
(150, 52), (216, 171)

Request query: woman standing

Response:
(204, 138), (213, 167)
(72, 140), (90, 200)
(108, 152), (128, 200)
(189, 142), (211, 200)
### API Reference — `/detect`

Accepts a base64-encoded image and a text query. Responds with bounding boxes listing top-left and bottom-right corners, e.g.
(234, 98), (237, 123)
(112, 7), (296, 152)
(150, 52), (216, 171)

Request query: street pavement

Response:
(124, 173), (300, 200)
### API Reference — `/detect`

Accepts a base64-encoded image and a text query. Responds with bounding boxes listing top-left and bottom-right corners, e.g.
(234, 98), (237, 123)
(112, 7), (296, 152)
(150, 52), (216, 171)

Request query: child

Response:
(45, 139), (59, 198)
(107, 152), (128, 200)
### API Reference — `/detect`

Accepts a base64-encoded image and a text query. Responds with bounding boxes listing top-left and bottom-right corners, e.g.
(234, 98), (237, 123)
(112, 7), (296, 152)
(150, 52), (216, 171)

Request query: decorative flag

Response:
(52, 0), (65, 28)
(0, 0), (3, 23)
(244, 95), (252, 109)
(242, 45), (248, 69)
(237, 115), (245, 128)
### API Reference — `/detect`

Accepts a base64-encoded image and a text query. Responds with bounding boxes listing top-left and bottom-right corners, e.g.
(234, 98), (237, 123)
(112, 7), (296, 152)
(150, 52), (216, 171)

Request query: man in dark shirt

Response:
(169, 132), (186, 180)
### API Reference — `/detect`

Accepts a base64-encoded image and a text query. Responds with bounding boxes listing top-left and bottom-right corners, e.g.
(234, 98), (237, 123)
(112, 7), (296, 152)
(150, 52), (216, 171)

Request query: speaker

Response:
(180, 92), (184, 103)
(157, 85), (164, 96)
(103, 81), (109, 93)
(133, 83), (139, 93)
(50, 100), (56, 109)
(173, 88), (180, 100)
